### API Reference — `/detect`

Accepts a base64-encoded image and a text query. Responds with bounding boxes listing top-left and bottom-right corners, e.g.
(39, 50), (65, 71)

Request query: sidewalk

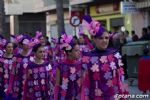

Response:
(125, 78), (150, 100)
(125, 78), (142, 94)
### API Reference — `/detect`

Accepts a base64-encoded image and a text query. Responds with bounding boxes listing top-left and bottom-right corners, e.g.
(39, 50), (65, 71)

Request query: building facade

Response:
(4, 0), (72, 39)
(4, 0), (150, 38)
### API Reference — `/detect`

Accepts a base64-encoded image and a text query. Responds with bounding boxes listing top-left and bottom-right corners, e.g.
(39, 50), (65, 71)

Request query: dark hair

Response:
(147, 26), (150, 30)
(143, 48), (149, 55)
(131, 30), (135, 35)
(125, 30), (129, 35)
(45, 36), (49, 40)
(142, 27), (147, 34)
(0, 34), (4, 39)
(32, 44), (43, 53)
(3, 42), (14, 49)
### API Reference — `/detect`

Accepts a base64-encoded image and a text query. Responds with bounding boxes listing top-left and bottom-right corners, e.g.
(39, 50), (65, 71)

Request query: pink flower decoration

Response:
(82, 56), (90, 63)
(114, 52), (121, 59)
(4, 59), (9, 64)
(61, 34), (73, 44)
(62, 77), (69, 84)
(107, 54), (114, 62)
(119, 67), (124, 75)
(110, 62), (116, 70)
(91, 63), (99, 72)
(41, 79), (45, 85)
(46, 64), (52, 71)
(70, 67), (76, 74)
(60, 43), (72, 50)
(95, 88), (102, 96)
(17, 58), (22, 63)
(66, 35), (73, 43)
(23, 63), (28, 68)
(22, 39), (30, 45)
(0, 39), (7, 46)
(29, 38), (40, 47)
(100, 56), (107, 63)
(106, 80), (113, 87)
(33, 68), (39, 73)
(16, 35), (23, 42)
(39, 67), (45, 72)
(35, 31), (42, 38)
(89, 20), (100, 36)
(102, 64), (110, 72)
(118, 59), (124, 67)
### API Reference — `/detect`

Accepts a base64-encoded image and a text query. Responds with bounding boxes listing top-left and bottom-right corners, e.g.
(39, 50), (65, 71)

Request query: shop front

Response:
(89, 2), (132, 33)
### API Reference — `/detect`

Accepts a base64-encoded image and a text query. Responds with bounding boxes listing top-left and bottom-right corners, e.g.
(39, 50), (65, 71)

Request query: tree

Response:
(56, 0), (65, 37)
(0, 0), (5, 34)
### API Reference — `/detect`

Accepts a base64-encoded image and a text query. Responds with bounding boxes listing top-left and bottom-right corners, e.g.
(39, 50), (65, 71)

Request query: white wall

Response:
(131, 11), (148, 38)
(5, 0), (69, 15)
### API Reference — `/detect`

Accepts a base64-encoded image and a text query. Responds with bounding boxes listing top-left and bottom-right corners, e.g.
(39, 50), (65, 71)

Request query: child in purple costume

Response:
(22, 44), (54, 100)
(55, 34), (82, 100)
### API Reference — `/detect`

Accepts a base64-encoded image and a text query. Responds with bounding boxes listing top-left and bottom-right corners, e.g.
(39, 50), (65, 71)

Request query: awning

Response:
(70, 0), (93, 5)
(136, 0), (150, 9)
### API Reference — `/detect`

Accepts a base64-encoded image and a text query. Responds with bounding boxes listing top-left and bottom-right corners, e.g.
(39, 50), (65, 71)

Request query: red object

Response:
(138, 57), (150, 91)
(71, 10), (84, 23)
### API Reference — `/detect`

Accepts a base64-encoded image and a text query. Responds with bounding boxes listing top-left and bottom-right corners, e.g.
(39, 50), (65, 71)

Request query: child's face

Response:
(40, 36), (46, 45)
(70, 44), (80, 59)
(35, 46), (45, 59)
(6, 43), (13, 54)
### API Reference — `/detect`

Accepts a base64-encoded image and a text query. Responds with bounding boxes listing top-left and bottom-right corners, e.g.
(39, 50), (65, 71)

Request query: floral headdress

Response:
(0, 38), (7, 48)
(28, 31), (42, 47)
(35, 31), (43, 39)
(82, 15), (105, 37)
(60, 34), (73, 51)
(11, 34), (40, 48)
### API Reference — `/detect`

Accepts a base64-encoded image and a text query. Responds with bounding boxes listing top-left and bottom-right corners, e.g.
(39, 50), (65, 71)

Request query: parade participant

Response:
(22, 44), (54, 100)
(55, 34), (82, 100)
(11, 34), (24, 55)
(81, 15), (128, 100)
(8, 35), (33, 99)
(51, 36), (67, 68)
(0, 35), (6, 57)
(0, 41), (14, 99)
(36, 31), (53, 61)
(78, 33), (94, 53)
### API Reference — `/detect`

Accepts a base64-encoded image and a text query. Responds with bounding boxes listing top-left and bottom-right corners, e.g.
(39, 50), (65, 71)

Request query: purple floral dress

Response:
(0, 56), (14, 98)
(11, 54), (30, 99)
(81, 48), (128, 100)
(57, 59), (82, 100)
(23, 61), (54, 100)
(79, 44), (91, 53)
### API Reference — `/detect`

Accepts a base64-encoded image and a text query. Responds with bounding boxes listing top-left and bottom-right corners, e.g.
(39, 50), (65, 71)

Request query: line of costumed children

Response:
(0, 15), (128, 100)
